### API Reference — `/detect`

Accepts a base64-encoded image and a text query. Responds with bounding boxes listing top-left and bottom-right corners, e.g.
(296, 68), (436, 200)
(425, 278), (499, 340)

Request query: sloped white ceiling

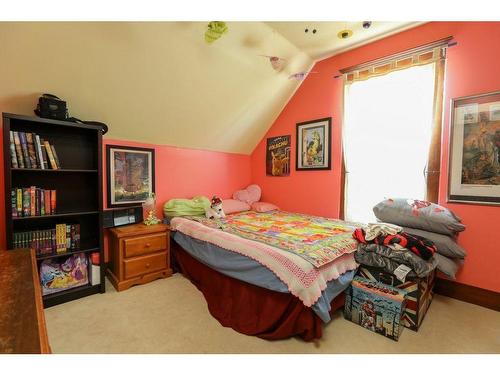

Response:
(0, 21), (418, 154)
(267, 21), (422, 60)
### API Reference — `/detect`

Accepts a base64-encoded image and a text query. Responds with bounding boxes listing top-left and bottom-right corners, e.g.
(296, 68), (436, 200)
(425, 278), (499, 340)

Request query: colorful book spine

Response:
(11, 189), (17, 218)
(16, 189), (22, 217)
(40, 190), (45, 216)
(12, 187), (56, 217)
(66, 225), (71, 250)
(13, 132), (25, 169)
(51, 229), (56, 251)
(26, 133), (38, 168)
(9, 131), (18, 168)
(19, 132), (31, 168)
(50, 144), (61, 169)
(40, 139), (49, 169)
(50, 190), (57, 214)
(56, 224), (67, 253)
(44, 190), (51, 215)
(44, 140), (57, 169)
(35, 188), (40, 216)
(30, 186), (36, 216)
(22, 188), (30, 216)
(14, 224), (79, 255)
(35, 135), (45, 170)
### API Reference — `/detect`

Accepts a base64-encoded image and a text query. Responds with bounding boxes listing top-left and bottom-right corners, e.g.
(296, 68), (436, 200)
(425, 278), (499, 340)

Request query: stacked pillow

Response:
(229, 184), (280, 213)
(222, 199), (251, 214)
(373, 198), (466, 279)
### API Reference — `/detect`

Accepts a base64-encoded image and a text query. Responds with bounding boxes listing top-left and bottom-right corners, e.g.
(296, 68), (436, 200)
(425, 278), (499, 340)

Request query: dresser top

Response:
(0, 249), (50, 353)
(109, 223), (170, 238)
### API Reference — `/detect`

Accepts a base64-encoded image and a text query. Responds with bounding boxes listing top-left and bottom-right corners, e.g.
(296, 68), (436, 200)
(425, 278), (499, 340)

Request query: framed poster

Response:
(296, 117), (331, 170)
(106, 145), (155, 208)
(266, 135), (291, 176)
(448, 90), (500, 205)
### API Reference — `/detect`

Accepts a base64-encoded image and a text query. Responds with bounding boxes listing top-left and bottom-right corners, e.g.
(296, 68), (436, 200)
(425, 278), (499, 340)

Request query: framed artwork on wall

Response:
(296, 117), (332, 171)
(106, 145), (155, 208)
(448, 90), (500, 205)
(266, 135), (291, 176)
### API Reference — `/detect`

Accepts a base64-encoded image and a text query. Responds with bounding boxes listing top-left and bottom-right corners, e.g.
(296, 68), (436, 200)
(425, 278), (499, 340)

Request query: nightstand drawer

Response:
(123, 252), (167, 279)
(123, 233), (167, 258)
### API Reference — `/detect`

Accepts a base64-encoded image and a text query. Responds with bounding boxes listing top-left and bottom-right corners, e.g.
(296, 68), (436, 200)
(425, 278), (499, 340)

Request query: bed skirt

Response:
(172, 243), (345, 341)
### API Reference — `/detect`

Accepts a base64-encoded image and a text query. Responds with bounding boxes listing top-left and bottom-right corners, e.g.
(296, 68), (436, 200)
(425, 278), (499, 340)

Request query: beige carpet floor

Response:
(44, 274), (500, 354)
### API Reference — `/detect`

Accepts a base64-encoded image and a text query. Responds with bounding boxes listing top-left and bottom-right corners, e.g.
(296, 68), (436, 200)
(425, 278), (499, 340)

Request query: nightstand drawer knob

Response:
(145, 243), (151, 247)
(145, 263), (151, 268)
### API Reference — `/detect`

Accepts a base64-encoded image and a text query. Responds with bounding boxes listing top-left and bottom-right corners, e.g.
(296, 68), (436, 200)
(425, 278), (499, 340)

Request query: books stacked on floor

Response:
(11, 186), (56, 217)
(13, 223), (81, 256)
(8, 130), (61, 169)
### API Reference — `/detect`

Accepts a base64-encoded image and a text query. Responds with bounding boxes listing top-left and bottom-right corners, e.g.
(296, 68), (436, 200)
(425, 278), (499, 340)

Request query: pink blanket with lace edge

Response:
(170, 217), (358, 307)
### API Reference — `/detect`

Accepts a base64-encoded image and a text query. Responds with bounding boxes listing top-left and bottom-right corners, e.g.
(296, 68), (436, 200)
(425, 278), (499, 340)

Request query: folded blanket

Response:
(364, 222), (402, 241)
(163, 196), (210, 217)
(353, 228), (436, 260)
(354, 243), (438, 278)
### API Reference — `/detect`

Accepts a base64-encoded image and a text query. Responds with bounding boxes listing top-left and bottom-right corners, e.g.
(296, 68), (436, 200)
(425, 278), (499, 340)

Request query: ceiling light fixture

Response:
(337, 29), (353, 39)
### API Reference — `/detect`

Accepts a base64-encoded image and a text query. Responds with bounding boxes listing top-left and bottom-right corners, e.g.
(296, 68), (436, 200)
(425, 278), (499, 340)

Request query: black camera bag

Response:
(34, 94), (68, 120)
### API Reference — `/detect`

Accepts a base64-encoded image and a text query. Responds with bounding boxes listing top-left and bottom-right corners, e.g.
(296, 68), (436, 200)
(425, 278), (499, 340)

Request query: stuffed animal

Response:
(205, 196), (225, 219)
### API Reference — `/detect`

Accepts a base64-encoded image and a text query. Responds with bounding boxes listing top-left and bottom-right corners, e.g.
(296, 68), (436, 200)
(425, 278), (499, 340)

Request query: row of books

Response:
(13, 224), (81, 256)
(9, 130), (62, 169)
(11, 187), (57, 217)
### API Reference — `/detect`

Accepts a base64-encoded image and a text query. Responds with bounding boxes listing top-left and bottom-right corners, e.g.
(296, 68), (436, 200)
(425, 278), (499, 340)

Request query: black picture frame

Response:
(295, 117), (332, 171)
(106, 144), (155, 208)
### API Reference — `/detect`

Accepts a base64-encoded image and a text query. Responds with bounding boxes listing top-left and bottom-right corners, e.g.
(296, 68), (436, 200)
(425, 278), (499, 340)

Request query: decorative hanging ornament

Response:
(288, 71), (317, 81)
(259, 55), (286, 71)
(205, 21), (228, 44)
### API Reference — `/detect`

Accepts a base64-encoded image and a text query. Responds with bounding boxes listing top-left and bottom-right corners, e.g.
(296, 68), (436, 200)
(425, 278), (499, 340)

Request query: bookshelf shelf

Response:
(3, 113), (105, 308)
(13, 211), (100, 221)
(36, 247), (100, 261)
(43, 284), (101, 308)
(12, 168), (98, 173)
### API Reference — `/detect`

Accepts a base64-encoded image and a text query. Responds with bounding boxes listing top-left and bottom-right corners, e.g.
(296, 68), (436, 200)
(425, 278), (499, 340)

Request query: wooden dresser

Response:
(107, 223), (172, 291)
(0, 249), (51, 354)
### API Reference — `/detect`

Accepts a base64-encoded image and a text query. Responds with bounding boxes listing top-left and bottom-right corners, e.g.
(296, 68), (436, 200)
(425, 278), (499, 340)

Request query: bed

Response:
(168, 210), (361, 341)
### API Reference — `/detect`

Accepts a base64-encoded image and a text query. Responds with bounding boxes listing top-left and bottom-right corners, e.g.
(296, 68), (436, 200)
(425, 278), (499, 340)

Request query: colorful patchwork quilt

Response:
(187, 211), (361, 267)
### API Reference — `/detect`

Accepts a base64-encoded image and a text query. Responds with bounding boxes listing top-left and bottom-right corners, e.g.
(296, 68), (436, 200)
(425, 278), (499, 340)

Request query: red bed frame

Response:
(172, 242), (345, 341)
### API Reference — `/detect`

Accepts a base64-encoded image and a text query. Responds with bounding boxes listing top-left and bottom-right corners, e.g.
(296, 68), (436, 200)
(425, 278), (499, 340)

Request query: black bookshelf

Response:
(3, 113), (105, 308)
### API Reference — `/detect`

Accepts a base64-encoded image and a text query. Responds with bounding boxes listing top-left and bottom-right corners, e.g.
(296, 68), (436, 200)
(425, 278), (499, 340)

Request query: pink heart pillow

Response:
(232, 184), (261, 205)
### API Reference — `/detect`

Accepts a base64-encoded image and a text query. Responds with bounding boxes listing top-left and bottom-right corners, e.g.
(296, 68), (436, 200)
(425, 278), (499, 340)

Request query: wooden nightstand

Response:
(107, 223), (172, 291)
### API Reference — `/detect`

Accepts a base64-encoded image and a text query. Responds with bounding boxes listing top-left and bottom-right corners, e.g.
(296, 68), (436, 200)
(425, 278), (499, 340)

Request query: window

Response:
(342, 58), (444, 223)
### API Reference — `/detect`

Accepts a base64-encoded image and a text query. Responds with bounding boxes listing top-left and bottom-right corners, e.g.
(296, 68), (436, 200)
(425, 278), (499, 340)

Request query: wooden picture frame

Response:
(106, 145), (155, 208)
(296, 117), (332, 171)
(448, 90), (500, 205)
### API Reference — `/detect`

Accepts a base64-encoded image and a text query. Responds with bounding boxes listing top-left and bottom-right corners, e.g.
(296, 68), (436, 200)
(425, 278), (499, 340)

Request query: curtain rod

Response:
(333, 37), (456, 79)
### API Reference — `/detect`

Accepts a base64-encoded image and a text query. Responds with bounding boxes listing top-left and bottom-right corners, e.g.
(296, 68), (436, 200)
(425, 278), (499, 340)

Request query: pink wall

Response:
(102, 139), (251, 215)
(0, 138), (251, 252)
(251, 21), (500, 292)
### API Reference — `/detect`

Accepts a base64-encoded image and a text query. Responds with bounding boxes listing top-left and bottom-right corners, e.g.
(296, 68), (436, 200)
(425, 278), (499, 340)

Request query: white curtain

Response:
(343, 63), (436, 223)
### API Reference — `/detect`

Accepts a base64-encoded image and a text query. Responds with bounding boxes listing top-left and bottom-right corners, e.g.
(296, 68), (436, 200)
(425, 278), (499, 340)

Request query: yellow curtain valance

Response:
(341, 37), (453, 84)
